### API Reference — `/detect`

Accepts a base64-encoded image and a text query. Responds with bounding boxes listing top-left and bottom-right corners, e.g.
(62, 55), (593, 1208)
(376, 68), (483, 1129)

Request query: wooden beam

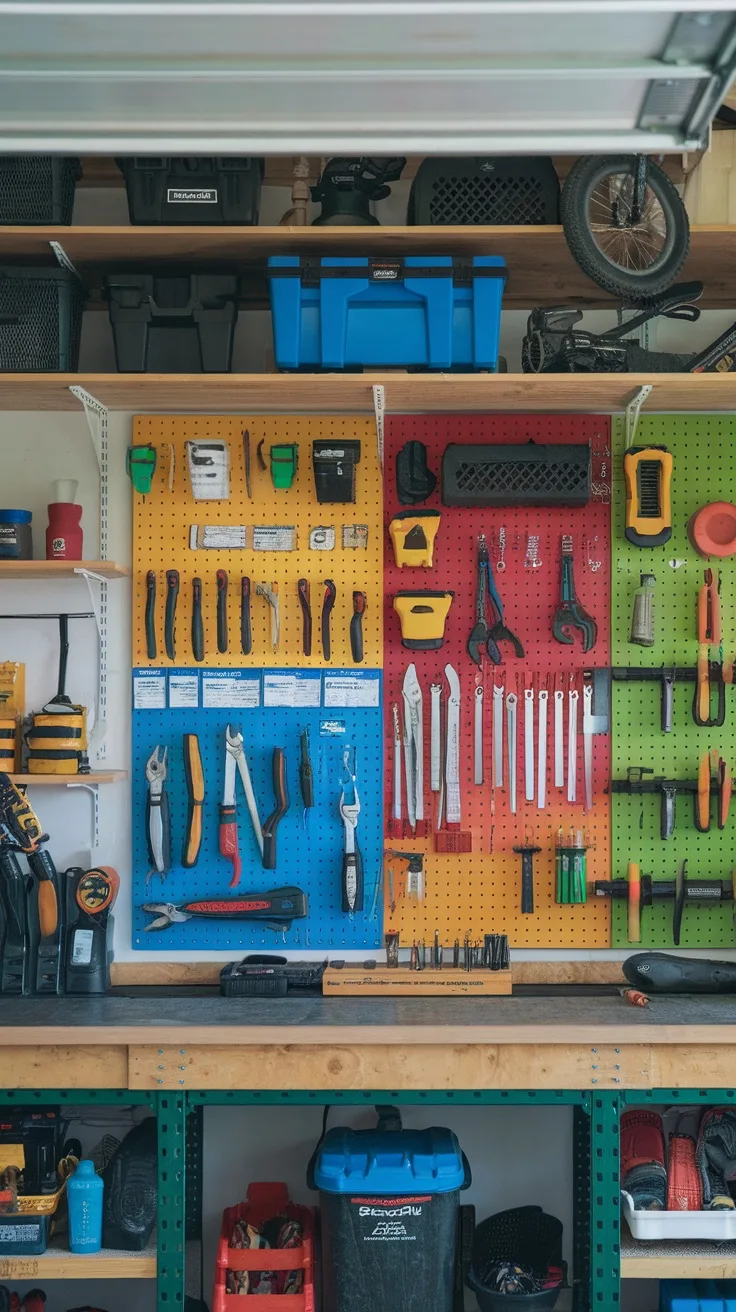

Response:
(110, 959), (627, 987)
(3, 1045), (127, 1087)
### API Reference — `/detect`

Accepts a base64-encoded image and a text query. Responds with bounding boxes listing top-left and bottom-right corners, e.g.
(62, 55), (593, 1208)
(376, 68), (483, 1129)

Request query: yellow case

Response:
(388, 510), (441, 568)
(624, 447), (673, 546)
(393, 591), (454, 649)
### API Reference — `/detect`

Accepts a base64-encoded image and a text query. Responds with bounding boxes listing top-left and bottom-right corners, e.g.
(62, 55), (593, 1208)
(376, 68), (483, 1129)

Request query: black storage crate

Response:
(118, 157), (264, 225)
(408, 157), (560, 225)
(0, 267), (85, 372)
(0, 156), (80, 225)
(105, 271), (239, 373)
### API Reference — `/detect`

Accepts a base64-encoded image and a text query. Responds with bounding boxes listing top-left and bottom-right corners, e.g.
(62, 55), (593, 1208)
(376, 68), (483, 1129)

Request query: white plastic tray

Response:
(622, 1191), (736, 1240)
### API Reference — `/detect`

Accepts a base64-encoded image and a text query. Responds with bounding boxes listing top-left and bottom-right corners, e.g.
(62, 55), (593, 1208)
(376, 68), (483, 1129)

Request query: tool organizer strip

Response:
(132, 692), (384, 949)
(382, 415), (612, 949)
(132, 415), (383, 669)
(611, 415), (736, 950)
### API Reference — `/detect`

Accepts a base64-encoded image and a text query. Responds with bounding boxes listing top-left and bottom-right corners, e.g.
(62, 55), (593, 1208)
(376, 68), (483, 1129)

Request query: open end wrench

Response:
(554, 687), (565, 789)
(524, 687), (534, 803)
(493, 683), (504, 789)
(474, 684), (484, 786)
(567, 688), (579, 804)
(506, 692), (518, 814)
(537, 689), (548, 809)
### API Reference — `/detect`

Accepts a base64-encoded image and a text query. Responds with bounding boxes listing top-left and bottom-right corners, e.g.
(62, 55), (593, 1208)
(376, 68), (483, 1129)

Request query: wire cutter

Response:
(145, 745), (170, 882)
(339, 745), (363, 913)
(468, 533), (524, 666)
(220, 725), (264, 887)
(142, 886), (308, 932)
(553, 535), (597, 652)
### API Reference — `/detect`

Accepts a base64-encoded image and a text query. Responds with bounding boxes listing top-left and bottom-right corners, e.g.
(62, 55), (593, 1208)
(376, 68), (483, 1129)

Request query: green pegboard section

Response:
(611, 414), (736, 950)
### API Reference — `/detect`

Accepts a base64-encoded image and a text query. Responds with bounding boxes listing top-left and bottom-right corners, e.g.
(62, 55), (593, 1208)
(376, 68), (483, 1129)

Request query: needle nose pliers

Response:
(468, 533), (524, 666)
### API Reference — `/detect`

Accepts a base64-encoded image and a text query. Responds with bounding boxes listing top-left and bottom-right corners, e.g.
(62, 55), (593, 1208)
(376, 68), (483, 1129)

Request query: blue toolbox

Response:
(267, 254), (506, 371)
(660, 1281), (736, 1310)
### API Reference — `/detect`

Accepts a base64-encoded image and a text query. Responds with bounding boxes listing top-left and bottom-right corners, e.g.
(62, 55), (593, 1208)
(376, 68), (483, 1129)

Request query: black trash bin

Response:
(309, 1106), (470, 1312)
(105, 271), (239, 372)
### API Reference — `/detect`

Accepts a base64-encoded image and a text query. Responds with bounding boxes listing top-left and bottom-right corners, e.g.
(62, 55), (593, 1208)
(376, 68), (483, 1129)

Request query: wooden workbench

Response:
(4, 992), (736, 1091)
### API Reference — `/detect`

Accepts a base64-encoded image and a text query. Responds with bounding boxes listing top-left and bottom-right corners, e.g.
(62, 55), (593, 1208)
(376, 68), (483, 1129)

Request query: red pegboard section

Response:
(383, 414), (612, 950)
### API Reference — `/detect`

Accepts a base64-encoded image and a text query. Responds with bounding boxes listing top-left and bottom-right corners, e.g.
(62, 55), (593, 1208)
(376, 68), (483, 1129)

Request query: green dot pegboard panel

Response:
(611, 414), (736, 950)
(132, 415), (383, 669)
(383, 413), (612, 950)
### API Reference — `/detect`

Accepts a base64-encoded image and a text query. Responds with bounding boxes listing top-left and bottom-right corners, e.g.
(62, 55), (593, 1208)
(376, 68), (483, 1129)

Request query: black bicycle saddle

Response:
(624, 951), (736, 994)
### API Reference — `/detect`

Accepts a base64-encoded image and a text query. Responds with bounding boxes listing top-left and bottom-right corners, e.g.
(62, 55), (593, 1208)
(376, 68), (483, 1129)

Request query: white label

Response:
(263, 674), (296, 708)
(167, 187), (217, 203)
(252, 526), (296, 552)
(133, 673), (166, 709)
(193, 524), (247, 550)
(72, 928), (94, 965)
(324, 674), (380, 708)
(169, 674), (199, 709)
(202, 674), (261, 709)
(293, 673), (321, 708)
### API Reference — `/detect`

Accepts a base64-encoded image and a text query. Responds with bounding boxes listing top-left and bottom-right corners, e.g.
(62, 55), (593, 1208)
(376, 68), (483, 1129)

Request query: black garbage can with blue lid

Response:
(309, 1105), (470, 1312)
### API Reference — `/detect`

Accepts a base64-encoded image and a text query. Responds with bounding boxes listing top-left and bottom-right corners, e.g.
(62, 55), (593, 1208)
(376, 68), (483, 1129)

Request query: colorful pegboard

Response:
(382, 415), (612, 949)
(611, 414), (736, 950)
(132, 416), (383, 669)
(132, 675), (383, 950)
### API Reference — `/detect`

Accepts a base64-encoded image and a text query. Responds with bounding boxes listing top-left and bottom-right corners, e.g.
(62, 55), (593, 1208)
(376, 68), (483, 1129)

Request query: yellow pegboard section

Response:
(132, 416), (383, 668)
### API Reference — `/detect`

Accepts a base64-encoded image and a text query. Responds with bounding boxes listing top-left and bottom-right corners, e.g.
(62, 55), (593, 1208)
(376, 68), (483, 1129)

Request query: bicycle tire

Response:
(560, 155), (690, 301)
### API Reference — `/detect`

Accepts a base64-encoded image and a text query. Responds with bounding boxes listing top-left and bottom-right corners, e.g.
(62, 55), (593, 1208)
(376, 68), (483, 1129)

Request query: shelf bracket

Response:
(624, 384), (653, 450)
(48, 240), (82, 283)
(68, 387), (110, 761)
(66, 780), (101, 858)
(372, 383), (385, 472)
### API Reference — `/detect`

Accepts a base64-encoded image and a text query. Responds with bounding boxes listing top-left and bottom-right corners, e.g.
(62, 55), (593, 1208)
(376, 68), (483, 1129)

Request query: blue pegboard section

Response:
(132, 669), (383, 950)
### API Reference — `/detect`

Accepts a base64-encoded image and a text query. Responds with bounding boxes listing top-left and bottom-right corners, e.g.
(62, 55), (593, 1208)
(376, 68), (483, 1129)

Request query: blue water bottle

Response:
(67, 1159), (103, 1254)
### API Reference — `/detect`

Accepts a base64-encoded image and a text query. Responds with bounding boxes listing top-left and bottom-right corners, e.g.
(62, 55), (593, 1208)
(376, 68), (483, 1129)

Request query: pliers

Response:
(552, 534), (597, 652)
(468, 533), (524, 666)
(145, 745), (170, 881)
(339, 746), (363, 913)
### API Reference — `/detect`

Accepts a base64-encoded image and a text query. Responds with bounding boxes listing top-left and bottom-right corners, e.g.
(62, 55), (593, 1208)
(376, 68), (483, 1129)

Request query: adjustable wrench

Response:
(524, 686), (534, 803)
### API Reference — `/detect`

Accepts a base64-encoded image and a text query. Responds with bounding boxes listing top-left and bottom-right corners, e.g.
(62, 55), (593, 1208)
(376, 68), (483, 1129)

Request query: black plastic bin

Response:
(0, 156), (80, 225)
(309, 1106), (470, 1312)
(466, 1207), (565, 1312)
(117, 157), (264, 225)
(0, 267), (85, 371)
(105, 272), (239, 372)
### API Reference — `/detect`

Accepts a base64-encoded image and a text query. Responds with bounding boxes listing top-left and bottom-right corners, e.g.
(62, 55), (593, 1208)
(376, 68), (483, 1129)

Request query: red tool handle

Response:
(218, 803), (242, 888)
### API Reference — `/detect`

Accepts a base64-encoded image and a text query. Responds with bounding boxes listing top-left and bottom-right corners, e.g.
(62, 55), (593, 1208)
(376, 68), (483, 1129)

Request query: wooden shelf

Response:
(10, 771), (126, 785)
(0, 371), (734, 414)
(2, 223), (734, 307)
(0, 560), (129, 579)
(0, 1238), (156, 1280)
(621, 1228), (736, 1279)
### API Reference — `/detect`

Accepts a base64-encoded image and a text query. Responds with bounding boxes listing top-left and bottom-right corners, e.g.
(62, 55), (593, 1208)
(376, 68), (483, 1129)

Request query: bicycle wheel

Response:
(560, 155), (689, 301)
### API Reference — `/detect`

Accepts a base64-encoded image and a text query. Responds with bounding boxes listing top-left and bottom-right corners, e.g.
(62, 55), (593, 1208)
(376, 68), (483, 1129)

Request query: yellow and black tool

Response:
(694, 570), (724, 728)
(623, 446), (673, 547)
(389, 510), (441, 568)
(0, 664), (24, 771)
(393, 591), (454, 650)
(182, 733), (205, 868)
(26, 616), (89, 776)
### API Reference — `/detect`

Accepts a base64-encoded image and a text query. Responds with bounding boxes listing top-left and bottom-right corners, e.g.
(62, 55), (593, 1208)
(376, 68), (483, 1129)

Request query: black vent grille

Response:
(0, 157), (79, 224)
(0, 270), (85, 371)
(429, 174), (550, 225)
(442, 442), (591, 507)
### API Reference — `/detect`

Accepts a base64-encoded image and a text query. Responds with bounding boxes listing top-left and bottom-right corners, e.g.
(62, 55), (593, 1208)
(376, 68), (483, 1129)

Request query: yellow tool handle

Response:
(183, 733), (205, 868)
(38, 879), (58, 939)
(627, 862), (641, 944)
(697, 751), (711, 832)
(183, 804), (203, 868)
(697, 644), (711, 723)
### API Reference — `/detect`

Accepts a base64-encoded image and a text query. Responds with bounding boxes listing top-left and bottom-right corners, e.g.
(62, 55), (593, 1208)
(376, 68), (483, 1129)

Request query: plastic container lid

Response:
(72, 1160), (97, 1181)
(0, 510), (31, 522)
(313, 1125), (466, 1194)
(688, 502), (736, 559)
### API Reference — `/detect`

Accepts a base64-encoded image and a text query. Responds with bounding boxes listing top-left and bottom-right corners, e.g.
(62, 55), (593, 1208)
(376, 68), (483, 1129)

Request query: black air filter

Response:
(442, 441), (591, 507)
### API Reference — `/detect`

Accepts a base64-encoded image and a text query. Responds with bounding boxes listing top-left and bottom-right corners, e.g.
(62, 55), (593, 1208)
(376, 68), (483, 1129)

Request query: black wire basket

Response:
(467, 1207), (565, 1311)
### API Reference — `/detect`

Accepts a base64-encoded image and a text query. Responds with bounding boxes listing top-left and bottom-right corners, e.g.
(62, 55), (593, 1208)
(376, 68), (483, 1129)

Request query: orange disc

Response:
(688, 502), (736, 559)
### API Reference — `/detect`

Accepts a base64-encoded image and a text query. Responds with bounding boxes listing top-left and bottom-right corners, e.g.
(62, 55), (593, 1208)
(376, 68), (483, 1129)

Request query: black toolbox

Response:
(117, 157), (264, 225)
(0, 267), (85, 371)
(0, 156), (80, 225)
(105, 271), (240, 372)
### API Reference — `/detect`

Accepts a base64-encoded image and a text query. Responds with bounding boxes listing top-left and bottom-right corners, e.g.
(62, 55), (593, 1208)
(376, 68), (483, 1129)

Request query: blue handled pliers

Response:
(468, 533), (525, 666)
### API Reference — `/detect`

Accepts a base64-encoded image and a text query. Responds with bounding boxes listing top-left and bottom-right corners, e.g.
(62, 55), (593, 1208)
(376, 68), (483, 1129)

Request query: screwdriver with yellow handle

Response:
(182, 733), (205, 868)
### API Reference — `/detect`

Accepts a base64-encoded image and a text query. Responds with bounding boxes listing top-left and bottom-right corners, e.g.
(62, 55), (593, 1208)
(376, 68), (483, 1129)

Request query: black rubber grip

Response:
(262, 748), (289, 871)
(191, 577), (204, 662)
(145, 570), (157, 659)
(350, 591), (365, 663)
(341, 845), (364, 914)
(321, 579), (336, 661)
(165, 570), (179, 661)
(241, 577), (252, 655)
(521, 850), (535, 914)
(216, 569), (228, 654)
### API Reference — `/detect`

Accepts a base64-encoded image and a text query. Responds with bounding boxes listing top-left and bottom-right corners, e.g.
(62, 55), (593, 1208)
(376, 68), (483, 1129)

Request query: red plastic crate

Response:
(212, 1182), (316, 1312)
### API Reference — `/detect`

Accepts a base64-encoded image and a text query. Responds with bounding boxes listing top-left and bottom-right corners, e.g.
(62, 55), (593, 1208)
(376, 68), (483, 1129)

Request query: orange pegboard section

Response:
(383, 414), (612, 950)
(132, 416), (383, 668)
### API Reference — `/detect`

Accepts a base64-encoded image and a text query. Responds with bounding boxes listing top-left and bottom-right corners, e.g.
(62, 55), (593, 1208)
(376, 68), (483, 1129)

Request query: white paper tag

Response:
(252, 526), (296, 551)
(169, 674), (199, 709)
(72, 928), (94, 966)
(202, 674), (261, 709)
(323, 673), (380, 708)
(133, 673), (166, 709)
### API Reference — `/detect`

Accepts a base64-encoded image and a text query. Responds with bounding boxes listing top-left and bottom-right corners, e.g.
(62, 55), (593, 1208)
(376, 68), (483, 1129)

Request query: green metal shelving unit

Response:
(9, 1084), (736, 1311)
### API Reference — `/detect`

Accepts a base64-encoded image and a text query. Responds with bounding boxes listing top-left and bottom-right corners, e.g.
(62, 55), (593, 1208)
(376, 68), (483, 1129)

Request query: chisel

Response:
(145, 570), (157, 659)
(216, 569), (228, 654)
(191, 577), (204, 662)
(165, 569), (179, 661)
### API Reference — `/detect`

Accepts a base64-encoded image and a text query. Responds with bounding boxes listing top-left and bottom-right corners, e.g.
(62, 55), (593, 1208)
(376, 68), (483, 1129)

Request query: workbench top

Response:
(3, 990), (736, 1046)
